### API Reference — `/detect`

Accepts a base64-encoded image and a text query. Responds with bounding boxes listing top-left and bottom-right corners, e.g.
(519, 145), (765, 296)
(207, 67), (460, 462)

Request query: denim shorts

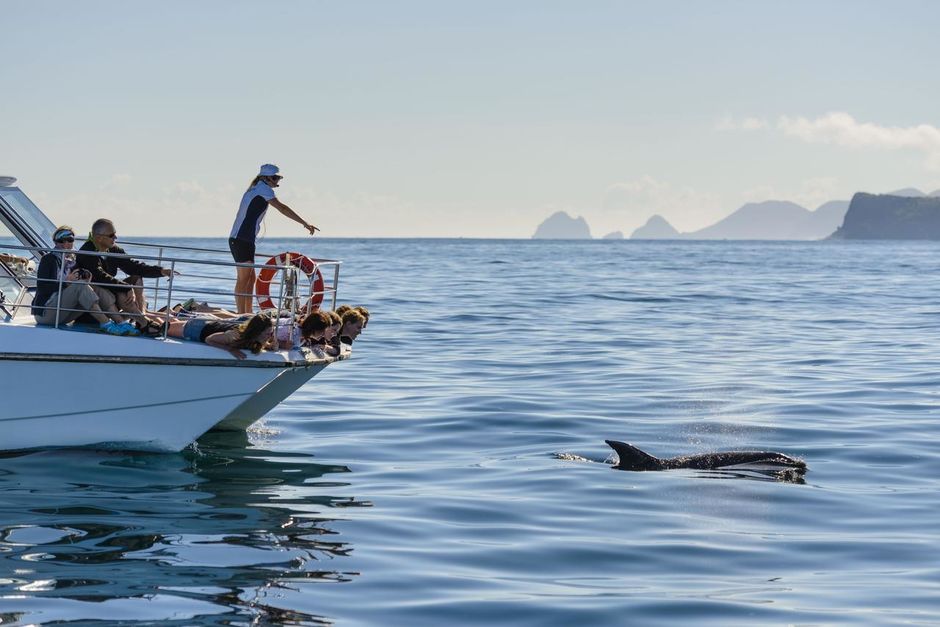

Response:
(182, 318), (210, 342)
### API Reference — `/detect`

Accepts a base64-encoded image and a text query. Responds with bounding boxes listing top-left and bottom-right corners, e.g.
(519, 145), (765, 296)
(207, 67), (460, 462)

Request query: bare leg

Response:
(126, 276), (147, 314)
(93, 286), (129, 323)
(115, 288), (155, 326)
(235, 265), (255, 314)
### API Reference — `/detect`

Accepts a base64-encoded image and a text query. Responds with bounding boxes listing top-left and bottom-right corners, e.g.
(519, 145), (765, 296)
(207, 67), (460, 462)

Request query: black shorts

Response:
(228, 237), (256, 263)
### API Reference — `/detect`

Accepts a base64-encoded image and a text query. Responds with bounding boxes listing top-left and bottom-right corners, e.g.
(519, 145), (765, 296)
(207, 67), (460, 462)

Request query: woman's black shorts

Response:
(228, 237), (256, 263)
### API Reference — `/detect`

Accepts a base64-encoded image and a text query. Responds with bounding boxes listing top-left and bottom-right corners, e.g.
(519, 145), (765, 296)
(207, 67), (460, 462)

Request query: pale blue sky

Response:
(3, 1), (940, 237)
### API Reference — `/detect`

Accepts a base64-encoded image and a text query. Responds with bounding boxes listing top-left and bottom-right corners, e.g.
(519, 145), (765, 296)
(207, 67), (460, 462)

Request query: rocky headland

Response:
(830, 193), (940, 239)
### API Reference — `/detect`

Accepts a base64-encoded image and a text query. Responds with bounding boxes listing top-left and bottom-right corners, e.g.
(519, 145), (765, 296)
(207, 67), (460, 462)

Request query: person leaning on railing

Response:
(32, 226), (137, 335)
(77, 218), (175, 336)
(329, 308), (366, 355)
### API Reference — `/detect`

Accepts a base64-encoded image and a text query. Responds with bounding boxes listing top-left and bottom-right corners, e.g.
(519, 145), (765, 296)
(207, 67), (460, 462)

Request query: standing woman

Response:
(229, 164), (319, 313)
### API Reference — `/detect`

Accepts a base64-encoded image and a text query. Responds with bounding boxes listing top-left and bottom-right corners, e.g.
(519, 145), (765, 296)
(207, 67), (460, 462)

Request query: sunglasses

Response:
(57, 237), (75, 243)
(97, 232), (117, 238)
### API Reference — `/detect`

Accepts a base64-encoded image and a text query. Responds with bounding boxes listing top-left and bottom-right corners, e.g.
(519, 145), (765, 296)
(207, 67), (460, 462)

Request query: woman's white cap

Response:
(259, 164), (281, 177)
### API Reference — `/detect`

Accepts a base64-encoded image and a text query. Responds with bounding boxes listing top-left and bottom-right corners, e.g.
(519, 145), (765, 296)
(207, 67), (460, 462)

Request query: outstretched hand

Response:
(305, 224), (319, 236)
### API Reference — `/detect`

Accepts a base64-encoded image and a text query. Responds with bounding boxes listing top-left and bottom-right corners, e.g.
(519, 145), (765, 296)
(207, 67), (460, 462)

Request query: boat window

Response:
(0, 188), (57, 247)
(0, 262), (24, 318)
(0, 223), (29, 270)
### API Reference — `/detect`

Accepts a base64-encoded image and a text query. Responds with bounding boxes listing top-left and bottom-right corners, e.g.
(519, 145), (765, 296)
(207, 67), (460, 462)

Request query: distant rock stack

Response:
(830, 193), (940, 239)
(532, 211), (592, 239)
(630, 215), (679, 239)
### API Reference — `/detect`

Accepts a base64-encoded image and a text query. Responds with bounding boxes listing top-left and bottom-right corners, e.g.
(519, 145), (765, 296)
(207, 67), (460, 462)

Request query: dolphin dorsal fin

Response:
(605, 440), (662, 470)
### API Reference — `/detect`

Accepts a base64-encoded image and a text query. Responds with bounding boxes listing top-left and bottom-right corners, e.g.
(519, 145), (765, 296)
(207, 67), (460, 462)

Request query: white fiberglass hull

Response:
(2, 360), (280, 451)
(0, 324), (340, 451)
(212, 363), (327, 431)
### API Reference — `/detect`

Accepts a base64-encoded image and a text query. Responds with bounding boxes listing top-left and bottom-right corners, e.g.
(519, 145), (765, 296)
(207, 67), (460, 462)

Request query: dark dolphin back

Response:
(605, 440), (663, 470)
(665, 451), (807, 470)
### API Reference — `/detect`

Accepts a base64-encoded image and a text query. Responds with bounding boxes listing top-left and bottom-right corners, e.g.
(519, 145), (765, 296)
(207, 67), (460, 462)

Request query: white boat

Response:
(0, 176), (347, 452)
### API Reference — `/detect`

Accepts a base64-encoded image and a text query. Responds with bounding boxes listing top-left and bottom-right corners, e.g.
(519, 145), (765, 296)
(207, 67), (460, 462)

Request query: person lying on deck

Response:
(163, 312), (276, 360)
(329, 308), (366, 354)
(274, 310), (339, 352)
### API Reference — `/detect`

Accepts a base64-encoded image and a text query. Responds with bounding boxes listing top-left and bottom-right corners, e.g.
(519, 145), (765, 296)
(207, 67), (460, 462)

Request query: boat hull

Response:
(212, 363), (327, 431)
(1, 359), (286, 451)
(0, 311), (343, 452)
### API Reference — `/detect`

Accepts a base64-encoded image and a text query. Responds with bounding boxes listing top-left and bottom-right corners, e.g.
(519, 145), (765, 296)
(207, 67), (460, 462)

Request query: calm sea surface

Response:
(2, 238), (940, 625)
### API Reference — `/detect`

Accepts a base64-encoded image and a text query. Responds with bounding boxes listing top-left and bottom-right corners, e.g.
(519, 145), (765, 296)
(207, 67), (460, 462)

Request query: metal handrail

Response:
(2, 242), (342, 343)
(118, 238), (340, 264)
(1, 241), (341, 270)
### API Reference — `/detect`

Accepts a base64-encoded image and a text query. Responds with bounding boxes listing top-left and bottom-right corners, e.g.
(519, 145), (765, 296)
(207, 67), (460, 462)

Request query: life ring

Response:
(255, 251), (325, 311)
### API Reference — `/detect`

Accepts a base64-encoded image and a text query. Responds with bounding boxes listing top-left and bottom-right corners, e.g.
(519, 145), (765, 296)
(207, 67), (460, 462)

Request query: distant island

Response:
(632, 215), (678, 239)
(830, 193), (940, 239)
(531, 187), (940, 240)
(532, 211), (591, 239)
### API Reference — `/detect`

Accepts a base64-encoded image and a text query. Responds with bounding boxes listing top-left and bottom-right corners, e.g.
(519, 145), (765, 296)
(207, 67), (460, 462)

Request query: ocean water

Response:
(2, 238), (940, 626)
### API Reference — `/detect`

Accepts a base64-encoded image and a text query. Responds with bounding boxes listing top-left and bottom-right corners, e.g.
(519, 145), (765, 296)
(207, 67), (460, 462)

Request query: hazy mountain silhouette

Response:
(530, 188), (939, 240)
(532, 211), (592, 239)
(680, 200), (848, 240)
(630, 215), (680, 239)
(803, 200), (851, 236)
(831, 193), (940, 239)
(887, 187), (926, 197)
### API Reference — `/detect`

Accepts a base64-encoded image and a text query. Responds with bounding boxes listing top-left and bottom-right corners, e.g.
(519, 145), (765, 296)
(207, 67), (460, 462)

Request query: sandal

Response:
(138, 321), (164, 337)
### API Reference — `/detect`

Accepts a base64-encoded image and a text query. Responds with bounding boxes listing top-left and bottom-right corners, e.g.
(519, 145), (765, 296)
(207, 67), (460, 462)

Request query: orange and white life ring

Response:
(254, 251), (325, 311)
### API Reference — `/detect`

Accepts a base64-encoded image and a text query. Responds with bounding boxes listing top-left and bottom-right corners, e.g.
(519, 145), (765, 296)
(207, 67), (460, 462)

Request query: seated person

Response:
(32, 226), (136, 335)
(77, 218), (174, 335)
(164, 312), (275, 360)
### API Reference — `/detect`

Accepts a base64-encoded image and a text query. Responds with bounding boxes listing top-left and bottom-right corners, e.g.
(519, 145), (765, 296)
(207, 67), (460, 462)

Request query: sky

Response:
(3, 0), (940, 238)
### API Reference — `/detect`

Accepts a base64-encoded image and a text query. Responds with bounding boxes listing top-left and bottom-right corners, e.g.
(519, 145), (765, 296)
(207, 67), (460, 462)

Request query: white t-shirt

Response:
(230, 181), (277, 241)
(275, 321), (302, 344)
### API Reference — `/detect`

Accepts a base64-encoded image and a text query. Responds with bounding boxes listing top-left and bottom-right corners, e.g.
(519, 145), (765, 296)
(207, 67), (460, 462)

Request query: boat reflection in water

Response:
(0, 431), (368, 625)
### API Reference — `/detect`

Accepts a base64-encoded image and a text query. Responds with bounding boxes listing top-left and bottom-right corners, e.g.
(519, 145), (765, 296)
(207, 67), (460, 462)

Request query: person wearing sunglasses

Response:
(32, 225), (136, 335)
(76, 218), (175, 335)
(229, 163), (319, 314)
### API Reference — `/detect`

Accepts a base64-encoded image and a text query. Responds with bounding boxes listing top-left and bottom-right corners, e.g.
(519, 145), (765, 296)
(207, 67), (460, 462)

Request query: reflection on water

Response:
(0, 431), (368, 625)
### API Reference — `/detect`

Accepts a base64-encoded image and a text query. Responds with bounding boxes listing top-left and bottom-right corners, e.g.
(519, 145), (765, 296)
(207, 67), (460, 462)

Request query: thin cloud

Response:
(720, 111), (940, 171)
(778, 112), (940, 151)
(715, 115), (769, 131)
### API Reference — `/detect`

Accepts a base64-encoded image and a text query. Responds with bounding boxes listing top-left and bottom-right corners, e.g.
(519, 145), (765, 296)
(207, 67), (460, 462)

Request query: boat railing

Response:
(0, 241), (341, 345)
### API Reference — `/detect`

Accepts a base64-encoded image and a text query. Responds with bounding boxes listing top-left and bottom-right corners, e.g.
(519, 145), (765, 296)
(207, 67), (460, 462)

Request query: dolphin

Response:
(605, 440), (806, 472)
